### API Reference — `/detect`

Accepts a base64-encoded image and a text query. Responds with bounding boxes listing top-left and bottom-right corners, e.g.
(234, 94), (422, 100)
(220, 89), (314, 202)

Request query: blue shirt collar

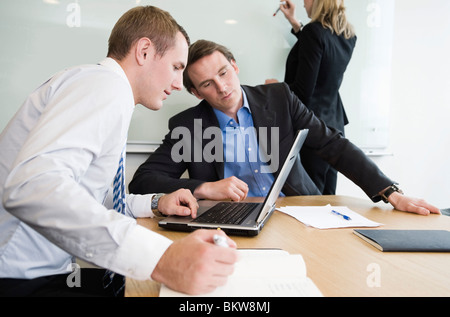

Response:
(213, 88), (251, 131)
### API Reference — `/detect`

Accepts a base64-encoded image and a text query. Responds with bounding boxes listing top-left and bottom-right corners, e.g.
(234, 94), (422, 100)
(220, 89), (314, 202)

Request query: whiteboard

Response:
(342, 0), (395, 149)
(0, 0), (393, 148)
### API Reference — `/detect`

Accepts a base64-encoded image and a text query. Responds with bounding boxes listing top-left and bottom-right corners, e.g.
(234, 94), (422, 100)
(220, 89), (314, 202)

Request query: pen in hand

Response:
(331, 209), (352, 221)
(213, 234), (229, 248)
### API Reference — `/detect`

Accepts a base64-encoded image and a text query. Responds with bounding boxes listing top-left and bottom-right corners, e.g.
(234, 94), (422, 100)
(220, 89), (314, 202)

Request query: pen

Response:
(213, 233), (229, 248)
(273, 1), (286, 16)
(331, 210), (352, 221)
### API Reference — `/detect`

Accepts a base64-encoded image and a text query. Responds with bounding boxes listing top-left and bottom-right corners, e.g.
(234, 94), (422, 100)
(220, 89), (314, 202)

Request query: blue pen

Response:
(331, 210), (352, 221)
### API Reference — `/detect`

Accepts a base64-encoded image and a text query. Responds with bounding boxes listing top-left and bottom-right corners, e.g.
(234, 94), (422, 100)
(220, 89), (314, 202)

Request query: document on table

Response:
(277, 204), (382, 229)
(159, 249), (323, 297)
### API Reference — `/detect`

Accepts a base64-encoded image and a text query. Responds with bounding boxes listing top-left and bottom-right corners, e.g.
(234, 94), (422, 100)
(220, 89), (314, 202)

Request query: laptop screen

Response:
(256, 129), (308, 223)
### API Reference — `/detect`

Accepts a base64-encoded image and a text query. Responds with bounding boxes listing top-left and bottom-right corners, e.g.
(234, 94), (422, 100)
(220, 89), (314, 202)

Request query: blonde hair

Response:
(310, 0), (355, 39)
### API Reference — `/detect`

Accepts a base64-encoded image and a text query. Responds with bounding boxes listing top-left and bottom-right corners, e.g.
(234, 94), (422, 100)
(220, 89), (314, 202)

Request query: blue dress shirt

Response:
(213, 90), (280, 197)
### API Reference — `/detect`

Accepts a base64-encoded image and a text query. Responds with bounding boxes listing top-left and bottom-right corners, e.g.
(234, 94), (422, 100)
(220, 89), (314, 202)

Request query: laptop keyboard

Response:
(192, 202), (261, 225)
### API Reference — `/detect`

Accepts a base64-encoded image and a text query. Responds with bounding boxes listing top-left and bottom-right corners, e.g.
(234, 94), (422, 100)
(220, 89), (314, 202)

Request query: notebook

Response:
(159, 249), (323, 297)
(159, 129), (309, 236)
(354, 229), (450, 252)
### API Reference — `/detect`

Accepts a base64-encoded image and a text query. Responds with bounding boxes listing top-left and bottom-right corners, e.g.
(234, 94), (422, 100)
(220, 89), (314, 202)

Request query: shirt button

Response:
(254, 169), (259, 173)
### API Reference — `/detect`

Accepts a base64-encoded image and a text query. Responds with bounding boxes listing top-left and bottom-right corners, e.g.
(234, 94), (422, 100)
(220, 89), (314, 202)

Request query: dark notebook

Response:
(354, 229), (450, 252)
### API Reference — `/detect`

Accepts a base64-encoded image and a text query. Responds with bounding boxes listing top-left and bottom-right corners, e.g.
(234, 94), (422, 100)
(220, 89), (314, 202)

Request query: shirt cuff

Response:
(125, 193), (156, 218)
(109, 223), (172, 280)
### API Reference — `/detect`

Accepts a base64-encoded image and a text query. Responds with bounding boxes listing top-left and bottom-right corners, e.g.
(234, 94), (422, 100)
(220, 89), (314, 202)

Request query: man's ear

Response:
(191, 88), (204, 100)
(135, 37), (152, 66)
(230, 59), (239, 75)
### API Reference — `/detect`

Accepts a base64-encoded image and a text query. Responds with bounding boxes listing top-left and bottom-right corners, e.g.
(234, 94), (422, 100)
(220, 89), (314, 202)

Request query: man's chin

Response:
(141, 102), (163, 111)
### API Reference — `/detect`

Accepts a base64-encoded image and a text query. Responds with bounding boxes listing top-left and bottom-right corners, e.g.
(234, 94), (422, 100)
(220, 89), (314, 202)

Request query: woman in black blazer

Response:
(267, 0), (356, 195)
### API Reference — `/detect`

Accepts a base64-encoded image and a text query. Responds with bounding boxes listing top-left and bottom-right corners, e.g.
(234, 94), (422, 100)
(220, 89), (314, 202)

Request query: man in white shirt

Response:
(0, 6), (237, 297)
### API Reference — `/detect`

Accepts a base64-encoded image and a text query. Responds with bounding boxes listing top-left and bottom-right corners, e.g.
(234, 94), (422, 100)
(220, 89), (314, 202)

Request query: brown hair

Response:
(310, 0), (355, 39)
(183, 40), (235, 94)
(107, 6), (190, 60)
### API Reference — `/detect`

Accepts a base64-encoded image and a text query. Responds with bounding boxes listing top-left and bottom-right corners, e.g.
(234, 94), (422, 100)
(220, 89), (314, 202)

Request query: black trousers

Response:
(0, 268), (124, 297)
(301, 147), (338, 195)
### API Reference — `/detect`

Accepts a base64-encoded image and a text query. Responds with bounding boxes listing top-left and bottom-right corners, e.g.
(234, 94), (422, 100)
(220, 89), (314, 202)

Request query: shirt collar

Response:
(98, 57), (132, 91)
(241, 88), (251, 113)
(213, 88), (251, 131)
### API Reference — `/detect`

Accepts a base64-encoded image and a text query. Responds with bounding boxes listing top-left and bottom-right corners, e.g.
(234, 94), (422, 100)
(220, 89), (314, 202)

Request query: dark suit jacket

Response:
(129, 83), (392, 202)
(285, 22), (356, 133)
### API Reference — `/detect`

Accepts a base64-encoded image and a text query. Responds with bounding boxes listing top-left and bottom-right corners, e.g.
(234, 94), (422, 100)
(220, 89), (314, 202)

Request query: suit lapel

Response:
(243, 86), (277, 127)
(198, 101), (224, 179)
(198, 86), (278, 180)
(242, 86), (277, 157)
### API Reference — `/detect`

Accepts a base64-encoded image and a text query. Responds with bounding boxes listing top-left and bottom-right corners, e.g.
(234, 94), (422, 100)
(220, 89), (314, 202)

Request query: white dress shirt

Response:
(0, 58), (172, 280)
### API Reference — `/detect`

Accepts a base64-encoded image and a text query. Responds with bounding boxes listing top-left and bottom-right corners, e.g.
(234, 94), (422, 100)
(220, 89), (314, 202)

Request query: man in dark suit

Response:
(129, 40), (439, 216)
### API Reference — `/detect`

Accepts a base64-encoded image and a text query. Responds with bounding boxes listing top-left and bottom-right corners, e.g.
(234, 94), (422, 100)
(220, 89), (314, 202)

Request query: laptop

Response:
(159, 129), (309, 236)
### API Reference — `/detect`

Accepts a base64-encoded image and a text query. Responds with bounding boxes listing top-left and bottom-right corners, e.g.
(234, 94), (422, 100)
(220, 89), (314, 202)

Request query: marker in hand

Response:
(273, 1), (287, 16)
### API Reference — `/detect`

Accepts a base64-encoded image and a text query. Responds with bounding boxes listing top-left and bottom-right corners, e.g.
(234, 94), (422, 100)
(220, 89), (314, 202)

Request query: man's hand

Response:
(265, 78), (279, 85)
(151, 229), (238, 295)
(157, 189), (199, 218)
(388, 192), (441, 216)
(193, 176), (249, 202)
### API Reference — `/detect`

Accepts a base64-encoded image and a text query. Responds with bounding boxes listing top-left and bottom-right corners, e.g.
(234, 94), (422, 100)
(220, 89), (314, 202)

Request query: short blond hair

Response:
(310, 0), (355, 39)
(107, 6), (190, 60)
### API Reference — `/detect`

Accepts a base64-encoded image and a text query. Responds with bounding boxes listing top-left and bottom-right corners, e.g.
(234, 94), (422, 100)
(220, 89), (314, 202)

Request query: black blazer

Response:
(129, 83), (392, 202)
(285, 22), (356, 133)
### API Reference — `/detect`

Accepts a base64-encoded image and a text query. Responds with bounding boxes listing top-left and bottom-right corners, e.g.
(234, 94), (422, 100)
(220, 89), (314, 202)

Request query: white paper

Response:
(277, 204), (382, 229)
(159, 249), (323, 297)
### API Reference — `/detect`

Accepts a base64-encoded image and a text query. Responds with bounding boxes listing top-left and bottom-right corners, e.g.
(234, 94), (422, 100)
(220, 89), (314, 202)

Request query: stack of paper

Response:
(159, 249), (323, 297)
(277, 204), (382, 229)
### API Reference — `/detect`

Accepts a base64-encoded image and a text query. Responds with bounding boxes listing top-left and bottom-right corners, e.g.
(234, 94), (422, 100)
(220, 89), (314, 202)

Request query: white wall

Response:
(337, 0), (450, 209)
(127, 0), (450, 210)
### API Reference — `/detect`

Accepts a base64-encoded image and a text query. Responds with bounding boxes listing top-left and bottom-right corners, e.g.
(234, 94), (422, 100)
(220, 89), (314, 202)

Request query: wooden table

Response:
(126, 195), (450, 297)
